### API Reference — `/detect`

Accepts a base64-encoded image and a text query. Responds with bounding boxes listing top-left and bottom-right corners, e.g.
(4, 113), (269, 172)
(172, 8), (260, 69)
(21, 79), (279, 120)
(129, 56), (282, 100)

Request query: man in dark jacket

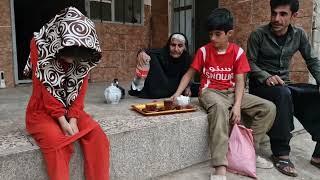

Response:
(247, 0), (320, 177)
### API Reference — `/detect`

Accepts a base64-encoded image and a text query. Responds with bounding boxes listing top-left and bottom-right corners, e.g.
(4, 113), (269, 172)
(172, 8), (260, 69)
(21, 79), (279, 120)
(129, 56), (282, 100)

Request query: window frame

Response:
(85, 0), (144, 26)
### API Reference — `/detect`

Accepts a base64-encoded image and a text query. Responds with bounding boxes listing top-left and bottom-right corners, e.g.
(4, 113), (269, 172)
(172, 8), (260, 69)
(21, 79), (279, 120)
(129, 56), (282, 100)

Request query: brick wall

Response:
(0, 0), (14, 87)
(220, 0), (314, 83)
(89, 5), (152, 83)
(150, 0), (169, 48)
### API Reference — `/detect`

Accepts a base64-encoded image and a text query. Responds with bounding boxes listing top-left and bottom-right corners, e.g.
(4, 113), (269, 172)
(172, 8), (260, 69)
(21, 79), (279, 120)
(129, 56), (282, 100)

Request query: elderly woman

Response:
(129, 33), (194, 98)
(24, 7), (109, 180)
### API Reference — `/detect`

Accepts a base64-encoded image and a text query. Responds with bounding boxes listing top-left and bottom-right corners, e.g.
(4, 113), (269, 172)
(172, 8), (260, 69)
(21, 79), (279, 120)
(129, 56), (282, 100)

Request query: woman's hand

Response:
(183, 86), (192, 97)
(230, 104), (241, 124)
(137, 51), (151, 67)
(58, 116), (75, 136)
(69, 118), (79, 134)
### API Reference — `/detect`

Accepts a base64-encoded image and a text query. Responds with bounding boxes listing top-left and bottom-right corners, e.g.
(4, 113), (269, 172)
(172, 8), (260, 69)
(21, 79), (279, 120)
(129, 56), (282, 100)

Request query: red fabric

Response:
(26, 38), (109, 180)
(191, 43), (250, 92)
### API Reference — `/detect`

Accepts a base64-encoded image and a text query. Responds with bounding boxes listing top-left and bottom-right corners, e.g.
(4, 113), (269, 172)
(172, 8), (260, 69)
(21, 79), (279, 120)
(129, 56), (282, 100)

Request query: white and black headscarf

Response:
(24, 7), (101, 107)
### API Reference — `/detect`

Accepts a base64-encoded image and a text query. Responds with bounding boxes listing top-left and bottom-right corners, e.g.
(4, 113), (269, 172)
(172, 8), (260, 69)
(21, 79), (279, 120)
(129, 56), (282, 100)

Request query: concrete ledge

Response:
(0, 97), (210, 180)
(0, 84), (305, 180)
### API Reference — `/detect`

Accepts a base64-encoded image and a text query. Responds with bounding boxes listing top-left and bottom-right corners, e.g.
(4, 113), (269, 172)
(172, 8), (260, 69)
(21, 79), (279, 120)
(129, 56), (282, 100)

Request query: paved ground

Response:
(1, 82), (320, 180)
(157, 130), (320, 180)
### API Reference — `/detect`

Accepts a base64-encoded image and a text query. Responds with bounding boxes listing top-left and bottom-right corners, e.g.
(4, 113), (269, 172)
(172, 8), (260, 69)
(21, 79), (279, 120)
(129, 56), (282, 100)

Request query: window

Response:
(88, 0), (112, 21)
(86, 0), (143, 24)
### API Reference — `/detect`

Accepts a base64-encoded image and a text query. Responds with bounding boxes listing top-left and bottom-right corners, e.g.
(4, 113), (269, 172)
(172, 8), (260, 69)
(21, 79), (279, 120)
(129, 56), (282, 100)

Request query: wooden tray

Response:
(131, 101), (196, 116)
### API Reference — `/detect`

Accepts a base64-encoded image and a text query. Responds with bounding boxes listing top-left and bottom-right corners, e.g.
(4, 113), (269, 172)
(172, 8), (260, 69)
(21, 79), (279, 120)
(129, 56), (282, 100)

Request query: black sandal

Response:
(311, 160), (320, 169)
(270, 155), (298, 177)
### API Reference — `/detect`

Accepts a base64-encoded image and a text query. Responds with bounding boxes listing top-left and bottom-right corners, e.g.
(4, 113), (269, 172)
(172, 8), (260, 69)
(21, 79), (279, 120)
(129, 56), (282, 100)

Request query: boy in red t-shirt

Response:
(172, 8), (276, 180)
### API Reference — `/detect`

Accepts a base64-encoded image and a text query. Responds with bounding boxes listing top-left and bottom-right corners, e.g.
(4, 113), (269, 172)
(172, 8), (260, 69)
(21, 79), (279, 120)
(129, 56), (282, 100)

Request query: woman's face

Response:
(169, 38), (186, 58)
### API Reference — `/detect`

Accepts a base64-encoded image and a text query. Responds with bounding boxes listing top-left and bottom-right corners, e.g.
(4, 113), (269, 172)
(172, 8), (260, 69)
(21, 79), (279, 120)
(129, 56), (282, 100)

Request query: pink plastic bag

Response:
(227, 124), (257, 178)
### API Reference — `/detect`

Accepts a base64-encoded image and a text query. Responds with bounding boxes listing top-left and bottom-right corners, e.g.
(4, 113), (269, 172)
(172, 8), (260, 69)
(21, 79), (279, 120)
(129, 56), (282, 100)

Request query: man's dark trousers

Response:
(249, 83), (320, 158)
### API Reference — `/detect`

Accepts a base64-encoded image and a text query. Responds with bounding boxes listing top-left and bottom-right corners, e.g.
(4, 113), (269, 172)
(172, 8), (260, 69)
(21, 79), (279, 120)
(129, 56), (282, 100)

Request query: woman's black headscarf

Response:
(130, 32), (192, 99)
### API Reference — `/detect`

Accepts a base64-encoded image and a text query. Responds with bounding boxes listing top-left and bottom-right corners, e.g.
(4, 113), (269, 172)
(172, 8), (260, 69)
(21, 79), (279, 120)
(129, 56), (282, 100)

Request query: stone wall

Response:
(220, 0), (314, 83)
(0, 0), (14, 87)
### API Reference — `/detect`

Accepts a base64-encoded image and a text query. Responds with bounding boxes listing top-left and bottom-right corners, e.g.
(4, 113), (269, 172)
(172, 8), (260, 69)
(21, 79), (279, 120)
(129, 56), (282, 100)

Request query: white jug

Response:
(104, 83), (122, 104)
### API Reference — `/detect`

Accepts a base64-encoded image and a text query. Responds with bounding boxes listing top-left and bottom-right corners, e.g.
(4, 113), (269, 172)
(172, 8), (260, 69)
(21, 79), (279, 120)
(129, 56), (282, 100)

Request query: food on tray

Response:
(145, 104), (157, 111)
(175, 105), (182, 110)
(164, 99), (174, 110)
(185, 104), (193, 109)
(131, 100), (196, 116)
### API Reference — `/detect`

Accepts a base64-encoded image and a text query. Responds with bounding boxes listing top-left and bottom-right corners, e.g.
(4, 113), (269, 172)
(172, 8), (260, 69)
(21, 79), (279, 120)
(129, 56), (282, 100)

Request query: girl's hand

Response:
(69, 118), (79, 134)
(58, 117), (75, 136)
(230, 104), (241, 124)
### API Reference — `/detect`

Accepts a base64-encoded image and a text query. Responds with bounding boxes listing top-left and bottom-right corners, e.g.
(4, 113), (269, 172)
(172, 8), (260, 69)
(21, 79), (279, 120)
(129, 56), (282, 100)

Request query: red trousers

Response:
(28, 113), (109, 180)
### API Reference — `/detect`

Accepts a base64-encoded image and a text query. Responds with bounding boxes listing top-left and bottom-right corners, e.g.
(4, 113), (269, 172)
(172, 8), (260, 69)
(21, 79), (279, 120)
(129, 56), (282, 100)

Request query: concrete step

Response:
(0, 83), (307, 180)
(0, 97), (210, 180)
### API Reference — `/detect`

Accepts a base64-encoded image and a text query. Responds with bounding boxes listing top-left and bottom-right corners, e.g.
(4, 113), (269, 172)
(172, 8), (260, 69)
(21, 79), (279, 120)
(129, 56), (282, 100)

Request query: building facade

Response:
(0, 0), (317, 87)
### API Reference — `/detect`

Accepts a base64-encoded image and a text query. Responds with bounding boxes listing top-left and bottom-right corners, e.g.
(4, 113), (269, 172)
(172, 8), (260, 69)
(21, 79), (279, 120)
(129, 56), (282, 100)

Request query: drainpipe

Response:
(311, 0), (319, 84)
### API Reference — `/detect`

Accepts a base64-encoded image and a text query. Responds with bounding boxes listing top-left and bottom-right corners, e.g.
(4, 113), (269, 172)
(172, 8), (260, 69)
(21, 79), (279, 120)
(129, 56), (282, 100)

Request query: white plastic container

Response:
(104, 83), (122, 104)
(0, 71), (6, 89)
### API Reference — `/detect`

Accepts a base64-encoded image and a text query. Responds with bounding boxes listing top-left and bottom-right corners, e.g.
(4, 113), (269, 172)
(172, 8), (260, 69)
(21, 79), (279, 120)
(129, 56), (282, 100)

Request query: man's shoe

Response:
(210, 174), (226, 180)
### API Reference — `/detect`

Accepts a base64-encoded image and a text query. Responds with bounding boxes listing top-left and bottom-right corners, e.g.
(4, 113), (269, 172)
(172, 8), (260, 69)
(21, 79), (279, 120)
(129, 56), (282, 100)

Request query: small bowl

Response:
(176, 95), (190, 107)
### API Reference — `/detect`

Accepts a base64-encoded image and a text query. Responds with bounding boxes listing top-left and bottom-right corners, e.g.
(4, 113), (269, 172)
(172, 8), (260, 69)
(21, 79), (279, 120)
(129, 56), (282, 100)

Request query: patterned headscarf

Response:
(24, 7), (101, 107)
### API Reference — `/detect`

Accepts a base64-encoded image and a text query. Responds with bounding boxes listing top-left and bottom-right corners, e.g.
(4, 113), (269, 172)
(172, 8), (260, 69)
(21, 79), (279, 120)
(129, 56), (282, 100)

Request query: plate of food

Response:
(131, 99), (196, 116)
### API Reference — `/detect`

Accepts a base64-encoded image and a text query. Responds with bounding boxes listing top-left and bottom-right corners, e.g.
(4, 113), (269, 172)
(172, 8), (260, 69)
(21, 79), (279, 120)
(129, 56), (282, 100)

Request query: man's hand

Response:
(137, 51), (151, 67)
(183, 86), (192, 97)
(69, 118), (79, 134)
(230, 104), (241, 124)
(266, 75), (285, 86)
(58, 116), (75, 136)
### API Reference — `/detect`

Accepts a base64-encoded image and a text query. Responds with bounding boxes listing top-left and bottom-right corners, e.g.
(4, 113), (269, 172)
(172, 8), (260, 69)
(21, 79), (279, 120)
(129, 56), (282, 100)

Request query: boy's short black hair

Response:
(207, 8), (233, 33)
(270, 0), (299, 13)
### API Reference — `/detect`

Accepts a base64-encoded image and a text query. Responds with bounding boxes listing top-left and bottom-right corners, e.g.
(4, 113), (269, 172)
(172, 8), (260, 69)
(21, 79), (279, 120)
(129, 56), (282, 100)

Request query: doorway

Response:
(12, 0), (85, 83)
(171, 0), (218, 53)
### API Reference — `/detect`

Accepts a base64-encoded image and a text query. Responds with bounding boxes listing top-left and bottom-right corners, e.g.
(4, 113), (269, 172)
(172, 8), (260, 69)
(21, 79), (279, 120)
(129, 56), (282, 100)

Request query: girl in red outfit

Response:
(23, 7), (109, 180)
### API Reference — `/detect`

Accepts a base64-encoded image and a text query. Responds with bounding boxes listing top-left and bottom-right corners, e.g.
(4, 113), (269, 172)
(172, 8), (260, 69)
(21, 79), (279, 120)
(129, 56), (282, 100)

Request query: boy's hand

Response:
(170, 93), (180, 101)
(58, 117), (75, 136)
(230, 104), (241, 124)
(137, 51), (151, 67)
(69, 118), (79, 134)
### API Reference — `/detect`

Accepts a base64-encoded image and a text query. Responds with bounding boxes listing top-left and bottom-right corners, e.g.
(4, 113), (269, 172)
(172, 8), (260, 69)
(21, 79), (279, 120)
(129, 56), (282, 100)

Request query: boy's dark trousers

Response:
(249, 82), (320, 158)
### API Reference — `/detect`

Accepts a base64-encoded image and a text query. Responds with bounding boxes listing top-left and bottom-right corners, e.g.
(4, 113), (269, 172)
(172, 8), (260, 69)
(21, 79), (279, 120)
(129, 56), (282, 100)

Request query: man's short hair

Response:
(207, 8), (233, 33)
(270, 0), (299, 13)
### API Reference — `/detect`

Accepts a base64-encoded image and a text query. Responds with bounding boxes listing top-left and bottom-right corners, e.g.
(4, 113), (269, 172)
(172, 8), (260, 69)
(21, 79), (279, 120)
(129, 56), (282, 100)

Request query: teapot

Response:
(104, 82), (122, 104)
